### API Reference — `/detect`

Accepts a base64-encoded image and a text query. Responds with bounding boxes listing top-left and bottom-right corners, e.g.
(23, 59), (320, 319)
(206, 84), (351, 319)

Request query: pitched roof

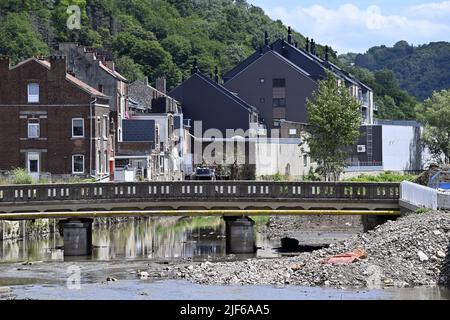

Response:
(9, 57), (51, 70)
(223, 39), (370, 90)
(191, 72), (258, 114)
(66, 73), (108, 98)
(99, 61), (128, 82)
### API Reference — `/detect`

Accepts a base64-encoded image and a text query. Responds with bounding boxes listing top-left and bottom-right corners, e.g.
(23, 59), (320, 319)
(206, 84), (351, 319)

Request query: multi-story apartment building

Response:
(57, 43), (128, 144)
(0, 56), (111, 179)
(223, 30), (376, 134)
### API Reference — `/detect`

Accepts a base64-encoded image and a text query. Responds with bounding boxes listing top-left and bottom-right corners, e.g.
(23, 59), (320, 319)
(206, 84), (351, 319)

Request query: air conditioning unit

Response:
(357, 145), (366, 153)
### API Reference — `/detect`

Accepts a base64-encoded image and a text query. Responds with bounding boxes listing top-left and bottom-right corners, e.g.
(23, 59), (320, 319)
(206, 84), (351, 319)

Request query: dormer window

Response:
(27, 83), (39, 103)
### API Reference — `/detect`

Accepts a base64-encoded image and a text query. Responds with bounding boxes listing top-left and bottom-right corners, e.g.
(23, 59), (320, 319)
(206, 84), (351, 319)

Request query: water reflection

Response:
(0, 217), (278, 263)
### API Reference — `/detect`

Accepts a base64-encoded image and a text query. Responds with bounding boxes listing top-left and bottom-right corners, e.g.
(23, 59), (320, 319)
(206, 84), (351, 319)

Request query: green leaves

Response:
(0, 12), (49, 64)
(306, 72), (362, 181)
(416, 89), (450, 163)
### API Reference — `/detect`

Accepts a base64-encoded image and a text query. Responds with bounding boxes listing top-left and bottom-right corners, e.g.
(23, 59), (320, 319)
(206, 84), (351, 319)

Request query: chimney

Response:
(305, 38), (310, 52)
(156, 77), (167, 94)
(325, 45), (329, 61)
(0, 56), (10, 74)
(143, 76), (149, 86)
(191, 59), (199, 75)
(214, 66), (219, 83)
(264, 31), (269, 46)
(311, 39), (316, 55)
(287, 26), (293, 45)
(50, 55), (67, 79)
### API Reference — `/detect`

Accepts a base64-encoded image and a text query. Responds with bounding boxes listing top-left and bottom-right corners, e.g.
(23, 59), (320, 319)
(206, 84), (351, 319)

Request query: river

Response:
(1, 217), (449, 300)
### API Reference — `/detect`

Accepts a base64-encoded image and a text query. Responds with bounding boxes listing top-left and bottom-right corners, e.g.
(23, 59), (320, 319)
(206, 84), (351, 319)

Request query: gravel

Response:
(170, 211), (450, 289)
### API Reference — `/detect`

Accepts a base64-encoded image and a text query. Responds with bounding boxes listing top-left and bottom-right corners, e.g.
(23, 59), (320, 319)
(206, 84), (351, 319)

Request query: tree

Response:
(0, 12), (49, 64)
(306, 72), (362, 181)
(416, 90), (450, 163)
(115, 56), (144, 83)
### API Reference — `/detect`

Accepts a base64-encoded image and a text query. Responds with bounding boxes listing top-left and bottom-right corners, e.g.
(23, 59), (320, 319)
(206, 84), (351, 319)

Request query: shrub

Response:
(11, 168), (32, 185)
(345, 171), (417, 183)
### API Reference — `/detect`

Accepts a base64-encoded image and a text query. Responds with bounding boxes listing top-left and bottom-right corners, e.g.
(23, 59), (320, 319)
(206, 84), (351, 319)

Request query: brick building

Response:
(0, 56), (112, 179)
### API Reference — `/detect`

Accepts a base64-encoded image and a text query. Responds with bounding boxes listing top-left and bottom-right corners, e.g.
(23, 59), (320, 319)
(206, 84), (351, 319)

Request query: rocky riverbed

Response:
(168, 211), (450, 289)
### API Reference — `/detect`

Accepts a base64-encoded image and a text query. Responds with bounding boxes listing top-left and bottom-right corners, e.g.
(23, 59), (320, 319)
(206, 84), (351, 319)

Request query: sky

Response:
(250, 0), (450, 53)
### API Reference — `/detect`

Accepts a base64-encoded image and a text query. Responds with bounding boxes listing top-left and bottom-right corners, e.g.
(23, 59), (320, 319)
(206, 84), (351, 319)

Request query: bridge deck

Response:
(0, 209), (401, 220)
(0, 181), (400, 217)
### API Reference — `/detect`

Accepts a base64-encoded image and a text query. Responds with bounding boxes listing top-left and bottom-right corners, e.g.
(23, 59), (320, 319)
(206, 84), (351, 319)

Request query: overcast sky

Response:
(250, 0), (450, 53)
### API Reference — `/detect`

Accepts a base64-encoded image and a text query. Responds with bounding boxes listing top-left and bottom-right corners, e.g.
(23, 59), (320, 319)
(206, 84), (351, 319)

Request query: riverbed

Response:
(1, 216), (449, 300)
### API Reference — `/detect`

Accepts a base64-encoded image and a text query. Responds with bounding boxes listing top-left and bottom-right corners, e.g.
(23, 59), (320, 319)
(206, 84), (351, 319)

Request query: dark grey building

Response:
(169, 71), (260, 136)
(224, 50), (318, 129)
(223, 35), (375, 130)
(347, 125), (383, 167)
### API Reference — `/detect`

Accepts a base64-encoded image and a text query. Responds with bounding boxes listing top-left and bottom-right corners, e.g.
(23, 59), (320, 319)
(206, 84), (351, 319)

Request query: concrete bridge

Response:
(0, 181), (401, 256)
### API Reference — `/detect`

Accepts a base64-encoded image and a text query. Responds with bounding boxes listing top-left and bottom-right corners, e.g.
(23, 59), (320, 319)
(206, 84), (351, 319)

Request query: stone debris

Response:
(171, 211), (450, 289)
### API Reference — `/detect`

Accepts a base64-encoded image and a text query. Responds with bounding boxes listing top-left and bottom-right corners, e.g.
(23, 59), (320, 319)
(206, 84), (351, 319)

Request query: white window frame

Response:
(72, 155), (85, 174)
(72, 118), (84, 138)
(28, 122), (40, 138)
(27, 83), (39, 103)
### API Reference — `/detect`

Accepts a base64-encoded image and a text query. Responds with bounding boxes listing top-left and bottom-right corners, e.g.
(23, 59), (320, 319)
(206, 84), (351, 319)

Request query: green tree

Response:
(306, 72), (362, 181)
(416, 90), (450, 163)
(0, 12), (49, 64)
(115, 56), (144, 82)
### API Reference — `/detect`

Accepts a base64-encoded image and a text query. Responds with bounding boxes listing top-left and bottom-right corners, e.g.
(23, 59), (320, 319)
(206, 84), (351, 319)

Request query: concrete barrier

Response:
(400, 181), (438, 210)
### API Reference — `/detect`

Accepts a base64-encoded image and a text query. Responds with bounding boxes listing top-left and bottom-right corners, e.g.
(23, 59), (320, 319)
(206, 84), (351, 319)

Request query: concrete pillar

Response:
(61, 219), (93, 256)
(224, 217), (255, 254)
(362, 215), (396, 233)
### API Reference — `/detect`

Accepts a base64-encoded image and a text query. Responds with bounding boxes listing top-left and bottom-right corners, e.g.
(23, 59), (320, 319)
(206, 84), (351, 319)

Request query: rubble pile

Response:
(172, 212), (450, 289)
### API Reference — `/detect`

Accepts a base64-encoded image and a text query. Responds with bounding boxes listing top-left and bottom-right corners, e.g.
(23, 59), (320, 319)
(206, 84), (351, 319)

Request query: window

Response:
(273, 78), (286, 88)
(28, 120), (40, 138)
(72, 155), (84, 174)
(103, 116), (108, 139)
(289, 129), (297, 136)
(303, 155), (308, 167)
(273, 98), (286, 107)
(72, 118), (84, 138)
(98, 84), (104, 93)
(27, 83), (39, 103)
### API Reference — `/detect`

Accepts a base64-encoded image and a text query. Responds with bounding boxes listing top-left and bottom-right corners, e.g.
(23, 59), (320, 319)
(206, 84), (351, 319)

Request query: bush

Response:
(11, 168), (33, 185)
(345, 171), (417, 183)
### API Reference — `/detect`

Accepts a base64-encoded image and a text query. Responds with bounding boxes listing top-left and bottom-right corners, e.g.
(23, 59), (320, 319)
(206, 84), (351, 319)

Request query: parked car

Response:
(192, 167), (216, 180)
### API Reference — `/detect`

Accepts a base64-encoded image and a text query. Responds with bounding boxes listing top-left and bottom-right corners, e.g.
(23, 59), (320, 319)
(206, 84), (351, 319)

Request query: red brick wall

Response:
(0, 58), (111, 176)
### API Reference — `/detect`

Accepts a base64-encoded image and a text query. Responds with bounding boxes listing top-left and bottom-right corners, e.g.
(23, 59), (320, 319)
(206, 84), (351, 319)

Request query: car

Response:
(192, 167), (216, 180)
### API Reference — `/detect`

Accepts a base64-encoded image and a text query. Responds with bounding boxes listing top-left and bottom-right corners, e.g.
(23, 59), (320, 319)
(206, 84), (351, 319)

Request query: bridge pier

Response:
(61, 219), (93, 256)
(361, 215), (396, 233)
(224, 216), (256, 254)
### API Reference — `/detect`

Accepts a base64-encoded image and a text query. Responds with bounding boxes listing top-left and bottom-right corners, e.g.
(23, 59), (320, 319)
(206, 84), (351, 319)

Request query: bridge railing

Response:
(0, 181), (400, 204)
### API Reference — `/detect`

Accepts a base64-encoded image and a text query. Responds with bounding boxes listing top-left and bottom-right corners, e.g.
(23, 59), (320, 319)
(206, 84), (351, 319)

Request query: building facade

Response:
(57, 43), (128, 144)
(0, 56), (111, 179)
(223, 33), (375, 134)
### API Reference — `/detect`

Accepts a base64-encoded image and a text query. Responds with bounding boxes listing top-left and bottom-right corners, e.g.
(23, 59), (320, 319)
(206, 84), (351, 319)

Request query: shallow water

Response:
(6, 279), (450, 300)
(1, 217), (449, 300)
(0, 217), (282, 263)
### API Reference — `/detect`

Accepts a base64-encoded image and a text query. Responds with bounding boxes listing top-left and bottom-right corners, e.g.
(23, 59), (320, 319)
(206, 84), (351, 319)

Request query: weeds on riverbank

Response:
(345, 171), (417, 183)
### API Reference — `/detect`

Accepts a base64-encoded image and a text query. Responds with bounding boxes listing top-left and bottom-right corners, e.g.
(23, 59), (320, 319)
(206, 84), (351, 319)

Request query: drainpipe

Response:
(90, 98), (97, 178)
